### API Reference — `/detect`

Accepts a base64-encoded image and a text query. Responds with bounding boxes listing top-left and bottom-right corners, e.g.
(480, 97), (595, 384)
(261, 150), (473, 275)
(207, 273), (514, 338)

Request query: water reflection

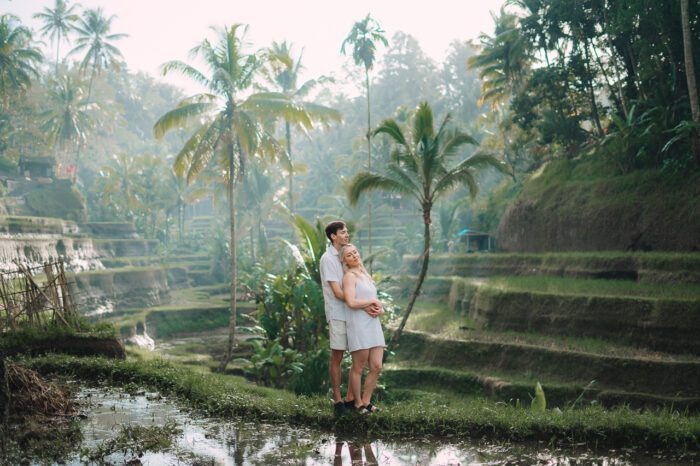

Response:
(332, 441), (378, 466)
(54, 387), (696, 465)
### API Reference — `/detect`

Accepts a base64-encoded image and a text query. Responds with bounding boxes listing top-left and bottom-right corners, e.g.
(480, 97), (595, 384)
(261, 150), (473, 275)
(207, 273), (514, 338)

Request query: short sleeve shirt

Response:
(319, 246), (346, 322)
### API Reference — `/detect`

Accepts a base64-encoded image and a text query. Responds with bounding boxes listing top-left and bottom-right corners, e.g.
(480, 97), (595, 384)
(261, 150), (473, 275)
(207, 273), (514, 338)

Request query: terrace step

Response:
(381, 365), (700, 412)
(92, 238), (160, 258)
(403, 252), (700, 284)
(81, 222), (138, 239)
(393, 330), (700, 399)
(392, 275), (700, 355)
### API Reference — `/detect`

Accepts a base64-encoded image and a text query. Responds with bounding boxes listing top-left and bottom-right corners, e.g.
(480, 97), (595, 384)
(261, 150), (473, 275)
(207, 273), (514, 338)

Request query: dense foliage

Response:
(470, 0), (700, 174)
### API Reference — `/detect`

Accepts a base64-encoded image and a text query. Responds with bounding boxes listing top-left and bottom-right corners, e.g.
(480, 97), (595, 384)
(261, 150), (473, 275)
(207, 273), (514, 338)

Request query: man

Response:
(319, 220), (381, 417)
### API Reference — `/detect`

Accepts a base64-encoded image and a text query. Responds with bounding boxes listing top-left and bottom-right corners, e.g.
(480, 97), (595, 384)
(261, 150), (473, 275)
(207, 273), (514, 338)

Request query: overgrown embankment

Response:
(496, 159), (700, 252)
(24, 354), (700, 452)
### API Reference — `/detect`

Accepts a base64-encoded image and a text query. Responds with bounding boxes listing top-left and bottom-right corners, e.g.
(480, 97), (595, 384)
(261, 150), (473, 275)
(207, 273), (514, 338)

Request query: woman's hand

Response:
(365, 302), (383, 317)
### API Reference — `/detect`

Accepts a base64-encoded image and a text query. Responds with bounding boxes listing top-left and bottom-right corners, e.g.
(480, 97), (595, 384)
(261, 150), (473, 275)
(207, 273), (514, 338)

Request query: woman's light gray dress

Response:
(346, 273), (386, 352)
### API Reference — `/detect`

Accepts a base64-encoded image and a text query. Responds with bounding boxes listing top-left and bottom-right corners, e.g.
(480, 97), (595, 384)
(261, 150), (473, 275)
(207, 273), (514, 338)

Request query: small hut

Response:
(457, 228), (496, 252)
(18, 155), (55, 179)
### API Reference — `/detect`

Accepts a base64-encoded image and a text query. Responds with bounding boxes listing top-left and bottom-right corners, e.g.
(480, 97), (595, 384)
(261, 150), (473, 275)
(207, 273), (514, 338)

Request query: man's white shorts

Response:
(328, 319), (348, 351)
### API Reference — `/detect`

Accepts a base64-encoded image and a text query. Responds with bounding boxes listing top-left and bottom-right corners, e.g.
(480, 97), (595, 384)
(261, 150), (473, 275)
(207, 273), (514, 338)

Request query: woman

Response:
(339, 243), (385, 414)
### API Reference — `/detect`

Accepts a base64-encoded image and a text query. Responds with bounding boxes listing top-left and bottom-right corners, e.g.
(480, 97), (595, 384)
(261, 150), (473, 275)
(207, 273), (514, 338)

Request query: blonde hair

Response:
(339, 243), (370, 277)
(339, 243), (357, 271)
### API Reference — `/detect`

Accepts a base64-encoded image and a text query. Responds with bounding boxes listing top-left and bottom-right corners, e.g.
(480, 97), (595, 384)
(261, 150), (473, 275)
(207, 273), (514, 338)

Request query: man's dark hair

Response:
(325, 221), (346, 241)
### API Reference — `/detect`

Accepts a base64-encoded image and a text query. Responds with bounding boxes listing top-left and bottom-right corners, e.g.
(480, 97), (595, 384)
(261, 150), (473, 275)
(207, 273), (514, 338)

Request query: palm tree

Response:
(67, 7), (126, 183)
(348, 102), (508, 350)
(239, 159), (276, 262)
(262, 41), (341, 212)
(97, 153), (143, 221)
(69, 8), (127, 102)
(40, 76), (92, 172)
(341, 14), (388, 268)
(0, 15), (42, 110)
(154, 24), (309, 371)
(468, 8), (531, 108)
(165, 170), (207, 244)
(33, 0), (80, 78)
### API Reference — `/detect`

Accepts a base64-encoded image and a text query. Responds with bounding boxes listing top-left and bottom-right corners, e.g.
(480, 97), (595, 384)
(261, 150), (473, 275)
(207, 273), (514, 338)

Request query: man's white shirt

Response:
(319, 246), (346, 322)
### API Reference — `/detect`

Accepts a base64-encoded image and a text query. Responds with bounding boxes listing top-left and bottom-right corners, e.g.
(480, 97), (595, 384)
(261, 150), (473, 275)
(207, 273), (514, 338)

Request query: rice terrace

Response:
(0, 0), (699, 464)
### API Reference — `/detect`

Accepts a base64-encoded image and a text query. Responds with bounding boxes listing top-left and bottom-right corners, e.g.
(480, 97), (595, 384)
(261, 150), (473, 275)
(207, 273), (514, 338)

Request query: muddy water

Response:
(60, 388), (694, 465)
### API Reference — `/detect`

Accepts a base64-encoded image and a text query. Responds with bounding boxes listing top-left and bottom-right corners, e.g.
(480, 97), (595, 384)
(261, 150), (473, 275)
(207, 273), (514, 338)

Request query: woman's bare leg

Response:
(350, 349), (369, 408)
(361, 346), (383, 406)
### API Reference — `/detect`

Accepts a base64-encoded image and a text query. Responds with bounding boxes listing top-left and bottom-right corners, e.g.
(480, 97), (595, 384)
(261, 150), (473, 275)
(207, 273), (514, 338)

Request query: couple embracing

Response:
(320, 221), (385, 417)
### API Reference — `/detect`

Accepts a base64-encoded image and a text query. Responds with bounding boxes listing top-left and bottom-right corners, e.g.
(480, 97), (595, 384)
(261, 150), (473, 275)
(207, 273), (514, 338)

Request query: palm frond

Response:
(412, 101), (434, 145)
(348, 172), (417, 206)
(463, 152), (511, 175)
(432, 168), (479, 200)
(160, 60), (211, 89)
(373, 118), (407, 146)
(438, 131), (479, 160)
(153, 101), (216, 139)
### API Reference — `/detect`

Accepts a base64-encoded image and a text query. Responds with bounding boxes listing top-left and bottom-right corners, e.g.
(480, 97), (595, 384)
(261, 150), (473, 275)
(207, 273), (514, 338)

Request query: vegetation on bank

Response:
(483, 276), (700, 301)
(0, 321), (124, 362)
(20, 354), (700, 452)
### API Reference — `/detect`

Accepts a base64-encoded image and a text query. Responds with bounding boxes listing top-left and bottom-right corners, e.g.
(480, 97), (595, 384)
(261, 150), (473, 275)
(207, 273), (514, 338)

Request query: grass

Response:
(401, 301), (470, 338)
(482, 276), (700, 301)
(21, 354), (700, 452)
(0, 321), (117, 352)
(399, 299), (699, 361)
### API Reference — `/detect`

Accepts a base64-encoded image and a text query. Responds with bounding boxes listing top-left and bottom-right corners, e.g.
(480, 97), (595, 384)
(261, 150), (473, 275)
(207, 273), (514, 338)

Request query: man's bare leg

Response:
(330, 349), (345, 403)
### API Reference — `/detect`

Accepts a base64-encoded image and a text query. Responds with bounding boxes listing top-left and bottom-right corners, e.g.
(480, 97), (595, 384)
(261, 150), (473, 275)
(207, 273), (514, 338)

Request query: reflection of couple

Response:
(320, 221), (385, 416)
(334, 440), (378, 466)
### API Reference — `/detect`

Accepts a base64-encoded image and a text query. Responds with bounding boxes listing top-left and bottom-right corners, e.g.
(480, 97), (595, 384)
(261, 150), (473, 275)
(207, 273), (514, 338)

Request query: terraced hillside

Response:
(387, 252), (700, 411)
(76, 222), (257, 358)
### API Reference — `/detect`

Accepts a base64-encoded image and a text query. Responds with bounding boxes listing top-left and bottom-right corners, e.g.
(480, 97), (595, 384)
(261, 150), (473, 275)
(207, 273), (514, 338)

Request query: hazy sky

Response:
(4, 0), (506, 94)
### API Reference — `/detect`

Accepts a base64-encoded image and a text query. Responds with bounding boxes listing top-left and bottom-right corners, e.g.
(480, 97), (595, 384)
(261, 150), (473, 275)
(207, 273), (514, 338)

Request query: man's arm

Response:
(328, 280), (344, 300)
(343, 274), (381, 309)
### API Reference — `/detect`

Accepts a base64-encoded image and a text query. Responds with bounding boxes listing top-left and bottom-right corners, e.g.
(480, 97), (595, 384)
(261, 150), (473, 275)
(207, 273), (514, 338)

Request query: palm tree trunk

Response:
(387, 206), (431, 354)
(177, 198), (183, 242)
(220, 142), (238, 372)
(0, 356), (7, 452)
(602, 7), (629, 119)
(681, 0), (700, 166)
(286, 120), (294, 212)
(583, 41), (604, 137)
(73, 65), (97, 185)
(249, 226), (256, 263)
(365, 67), (373, 272)
(55, 33), (61, 78)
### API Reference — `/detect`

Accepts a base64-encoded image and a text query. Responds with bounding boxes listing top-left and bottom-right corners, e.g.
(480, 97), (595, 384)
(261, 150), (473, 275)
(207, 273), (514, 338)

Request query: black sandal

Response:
(357, 403), (378, 415)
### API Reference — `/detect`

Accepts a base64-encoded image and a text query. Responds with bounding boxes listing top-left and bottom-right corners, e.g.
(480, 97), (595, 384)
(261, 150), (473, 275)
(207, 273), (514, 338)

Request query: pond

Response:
(16, 387), (699, 465)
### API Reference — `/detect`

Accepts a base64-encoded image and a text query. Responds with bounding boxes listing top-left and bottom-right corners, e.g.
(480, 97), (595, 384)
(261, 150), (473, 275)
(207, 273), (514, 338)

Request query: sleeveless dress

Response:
(345, 273), (386, 352)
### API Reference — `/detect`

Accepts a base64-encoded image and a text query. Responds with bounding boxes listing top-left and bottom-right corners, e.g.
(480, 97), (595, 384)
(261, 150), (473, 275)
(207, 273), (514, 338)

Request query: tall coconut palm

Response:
(33, 0), (79, 78)
(154, 24), (310, 371)
(348, 101), (509, 350)
(341, 14), (388, 268)
(67, 7), (126, 183)
(468, 8), (531, 108)
(262, 41), (341, 212)
(0, 15), (42, 110)
(40, 76), (92, 164)
(69, 8), (126, 102)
